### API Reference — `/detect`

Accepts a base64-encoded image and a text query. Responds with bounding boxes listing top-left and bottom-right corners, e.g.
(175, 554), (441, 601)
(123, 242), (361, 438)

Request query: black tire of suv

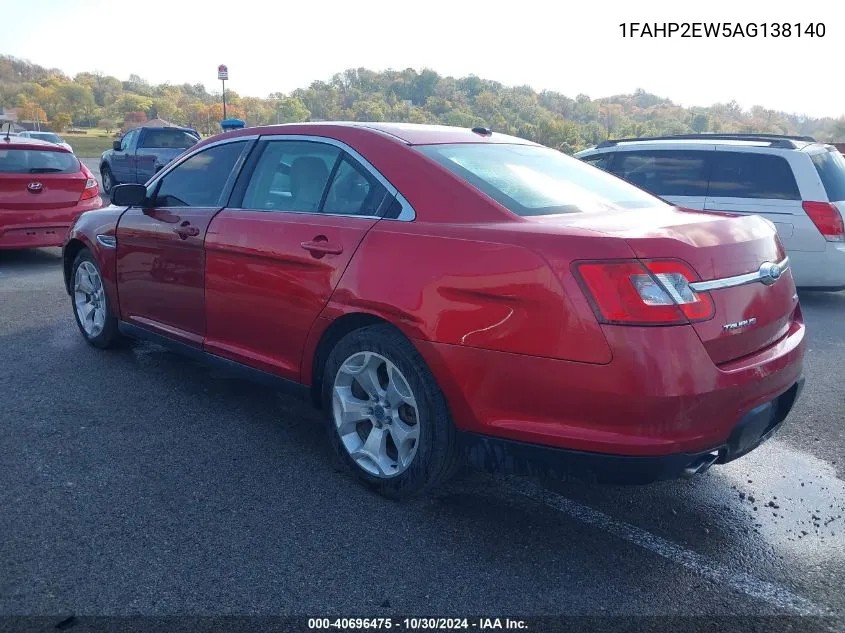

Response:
(100, 165), (115, 195)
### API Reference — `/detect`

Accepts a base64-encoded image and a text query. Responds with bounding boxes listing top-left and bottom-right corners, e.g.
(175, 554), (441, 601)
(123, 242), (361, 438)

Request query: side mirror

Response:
(113, 140), (122, 151)
(111, 183), (148, 207)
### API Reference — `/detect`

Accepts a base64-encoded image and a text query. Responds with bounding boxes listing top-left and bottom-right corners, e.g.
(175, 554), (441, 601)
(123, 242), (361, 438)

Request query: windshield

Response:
(0, 148), (79, 173)
(417, 143), (668, 216)
(31, 132), (63, 144)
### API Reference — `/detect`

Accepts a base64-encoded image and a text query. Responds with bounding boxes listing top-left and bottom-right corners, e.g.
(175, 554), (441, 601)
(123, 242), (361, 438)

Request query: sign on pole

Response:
(217, 64), (229, 80)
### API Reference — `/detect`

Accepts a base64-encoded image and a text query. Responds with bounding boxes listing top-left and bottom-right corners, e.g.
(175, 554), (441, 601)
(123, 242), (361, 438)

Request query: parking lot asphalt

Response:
(1, 168), (844, 626)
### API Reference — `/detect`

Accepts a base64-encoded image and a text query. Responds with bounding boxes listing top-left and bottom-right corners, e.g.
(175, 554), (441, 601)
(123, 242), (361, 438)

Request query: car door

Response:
(203, 137), (391, 381)
(111, 129), (137, 183)
(704, 148), (813, 250)
(609, 148), (712, 210)
(115, 139), (251, 347)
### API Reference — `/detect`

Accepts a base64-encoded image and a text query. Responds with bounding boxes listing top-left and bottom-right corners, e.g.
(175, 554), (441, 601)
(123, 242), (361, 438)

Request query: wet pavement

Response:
(1, 239), (843, 626)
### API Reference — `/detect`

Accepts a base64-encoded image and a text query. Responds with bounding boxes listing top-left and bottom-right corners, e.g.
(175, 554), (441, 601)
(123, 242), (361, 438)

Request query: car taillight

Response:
(574, 259), (715, 326)
(79, 163), (100, 201)
(803, 201), (845, 242)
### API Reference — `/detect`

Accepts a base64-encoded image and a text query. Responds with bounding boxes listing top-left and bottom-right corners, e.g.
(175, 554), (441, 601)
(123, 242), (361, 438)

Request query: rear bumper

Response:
(415, 315), (805, 457)
(0, 199), (103, 250)
(461, 377), (804, 484)
(790, 243), (845, 290)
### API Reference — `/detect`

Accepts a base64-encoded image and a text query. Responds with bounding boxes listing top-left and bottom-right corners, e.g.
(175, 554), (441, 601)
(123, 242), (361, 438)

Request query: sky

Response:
(2, 0), (843, 119)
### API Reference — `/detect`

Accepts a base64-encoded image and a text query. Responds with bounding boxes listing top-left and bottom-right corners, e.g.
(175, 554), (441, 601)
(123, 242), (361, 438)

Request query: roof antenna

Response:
(2, 122), (11, 142)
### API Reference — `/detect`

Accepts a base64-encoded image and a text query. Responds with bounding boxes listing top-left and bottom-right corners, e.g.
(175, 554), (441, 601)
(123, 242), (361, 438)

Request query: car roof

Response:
(207, 121), (537, 147)
(586, 134), (823, 152)
(1, 135), (72, 151)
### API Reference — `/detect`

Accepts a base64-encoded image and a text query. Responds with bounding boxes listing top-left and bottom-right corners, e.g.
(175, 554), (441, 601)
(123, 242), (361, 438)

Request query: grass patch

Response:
(66, 133), (115, 158)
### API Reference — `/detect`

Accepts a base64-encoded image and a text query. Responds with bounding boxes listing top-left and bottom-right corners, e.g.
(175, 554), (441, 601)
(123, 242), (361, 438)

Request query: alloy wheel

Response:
(74, 261), (107, 338)
(332, 351), (420, 478)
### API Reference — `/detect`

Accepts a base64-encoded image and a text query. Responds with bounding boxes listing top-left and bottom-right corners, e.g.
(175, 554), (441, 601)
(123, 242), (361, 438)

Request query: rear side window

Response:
(139, 129), (199, 150)
(0, 148), (79, 173)
(417, 143), (666, 216)
(151, 141), (246, 207)
(241, 140), (341, 212)
(580, 153), (614, 171)
(811, 150), (845, 201)
(610, 150), (709, 196)
(708, 152), (800, 200)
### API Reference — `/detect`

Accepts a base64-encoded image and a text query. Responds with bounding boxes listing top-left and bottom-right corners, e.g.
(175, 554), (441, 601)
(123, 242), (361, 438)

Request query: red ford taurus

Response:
(1, 135), (101, 249)
(62, 122), (805, 498)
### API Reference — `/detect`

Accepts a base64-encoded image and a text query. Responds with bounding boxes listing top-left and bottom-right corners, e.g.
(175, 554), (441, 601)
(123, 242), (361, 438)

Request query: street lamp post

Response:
(218, 64), (229, 120)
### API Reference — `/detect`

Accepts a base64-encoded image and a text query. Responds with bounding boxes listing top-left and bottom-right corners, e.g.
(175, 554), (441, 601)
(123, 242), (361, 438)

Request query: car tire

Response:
(101, 165), (115, 195)
(322, 324), (460, 499)
(70, 249), (124, 349)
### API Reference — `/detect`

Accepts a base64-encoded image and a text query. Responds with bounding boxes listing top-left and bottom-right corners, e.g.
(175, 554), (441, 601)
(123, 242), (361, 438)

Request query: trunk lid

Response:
(534, 207), (799, 365)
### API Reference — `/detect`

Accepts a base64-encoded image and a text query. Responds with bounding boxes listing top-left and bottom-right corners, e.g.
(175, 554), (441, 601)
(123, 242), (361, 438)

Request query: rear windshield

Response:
(0, 148), (79, 174)
(139, 129), (199, 149)
(811, 150), (845, 202)
(417, 143), (667, 216)
(31, 133), (63, 144)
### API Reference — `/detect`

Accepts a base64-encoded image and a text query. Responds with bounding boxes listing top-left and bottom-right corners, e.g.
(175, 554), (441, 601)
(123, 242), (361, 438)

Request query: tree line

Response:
(2, 55), (844, 150)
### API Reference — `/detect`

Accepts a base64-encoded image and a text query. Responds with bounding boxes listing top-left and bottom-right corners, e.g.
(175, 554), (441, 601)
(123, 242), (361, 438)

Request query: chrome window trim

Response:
(96, 234), (117, 248)
(689, 257), (790, 292)
(237, 134), (415, 221)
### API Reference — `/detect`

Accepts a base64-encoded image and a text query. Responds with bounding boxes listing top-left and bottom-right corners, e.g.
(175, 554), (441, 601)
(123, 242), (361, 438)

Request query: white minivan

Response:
(576, 134), (845, 290)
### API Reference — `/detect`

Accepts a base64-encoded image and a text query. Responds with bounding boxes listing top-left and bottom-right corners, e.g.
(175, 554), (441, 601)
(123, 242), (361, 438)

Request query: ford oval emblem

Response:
(758, 261), (783, 285)
(27, 181), (43, 193)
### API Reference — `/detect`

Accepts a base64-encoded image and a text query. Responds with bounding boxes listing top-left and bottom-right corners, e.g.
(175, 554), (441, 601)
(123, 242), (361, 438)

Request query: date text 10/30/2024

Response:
(308, 618), (528, 630)
(619, 22), (825, 37)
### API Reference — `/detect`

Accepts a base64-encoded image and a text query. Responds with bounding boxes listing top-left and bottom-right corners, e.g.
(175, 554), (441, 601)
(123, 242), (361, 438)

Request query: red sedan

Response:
(1, 135), (101, 249)
(62, 122), (805, 498)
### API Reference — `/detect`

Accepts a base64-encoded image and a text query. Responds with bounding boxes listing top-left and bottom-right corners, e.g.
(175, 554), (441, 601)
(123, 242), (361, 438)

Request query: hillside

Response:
(2, 54), (844, 153)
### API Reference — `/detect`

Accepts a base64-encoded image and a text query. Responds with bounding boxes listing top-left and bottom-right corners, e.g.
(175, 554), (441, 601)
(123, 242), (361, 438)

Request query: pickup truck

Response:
(99, 126), (200, 194)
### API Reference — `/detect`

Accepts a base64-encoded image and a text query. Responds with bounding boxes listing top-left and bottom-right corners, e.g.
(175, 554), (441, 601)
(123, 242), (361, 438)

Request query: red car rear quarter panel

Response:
(325, 220), (614, 365)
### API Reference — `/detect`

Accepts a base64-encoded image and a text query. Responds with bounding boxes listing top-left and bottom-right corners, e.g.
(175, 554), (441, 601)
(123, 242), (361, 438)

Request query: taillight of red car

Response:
(79, 163), (100, 201)
(802, 201), (845, 242)
(574, 259), (715, 326)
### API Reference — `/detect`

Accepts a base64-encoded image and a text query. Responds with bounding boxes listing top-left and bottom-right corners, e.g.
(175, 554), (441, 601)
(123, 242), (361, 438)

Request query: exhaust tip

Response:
(682, 451), (720, 478)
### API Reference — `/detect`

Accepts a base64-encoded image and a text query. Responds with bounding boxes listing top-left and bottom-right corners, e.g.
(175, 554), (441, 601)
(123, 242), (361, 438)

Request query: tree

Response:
(691, 113), (710, 133)
(52, 113), (72, 131)
(17, 103), (47, 125)
(276, 96), (310, 123)
(98, 118), (118, 134)
(123, 111), (148, 127)
(112, 93), (153, 116)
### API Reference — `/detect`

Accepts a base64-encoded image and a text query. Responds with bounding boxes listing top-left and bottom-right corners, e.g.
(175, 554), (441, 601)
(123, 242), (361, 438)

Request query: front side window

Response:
(611, 150), (709, 197)
(581, 152), (614, 171)
(708, 152), (800, 200)
(150, 141), (246, 207)
(417, 143), (667, 216)
(120, 130), (136, 152)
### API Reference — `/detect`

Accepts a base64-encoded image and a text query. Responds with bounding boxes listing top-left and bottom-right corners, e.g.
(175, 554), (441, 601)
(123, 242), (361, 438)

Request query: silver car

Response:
(576, 134), (845, 290)
(16, 130), (74, 153)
